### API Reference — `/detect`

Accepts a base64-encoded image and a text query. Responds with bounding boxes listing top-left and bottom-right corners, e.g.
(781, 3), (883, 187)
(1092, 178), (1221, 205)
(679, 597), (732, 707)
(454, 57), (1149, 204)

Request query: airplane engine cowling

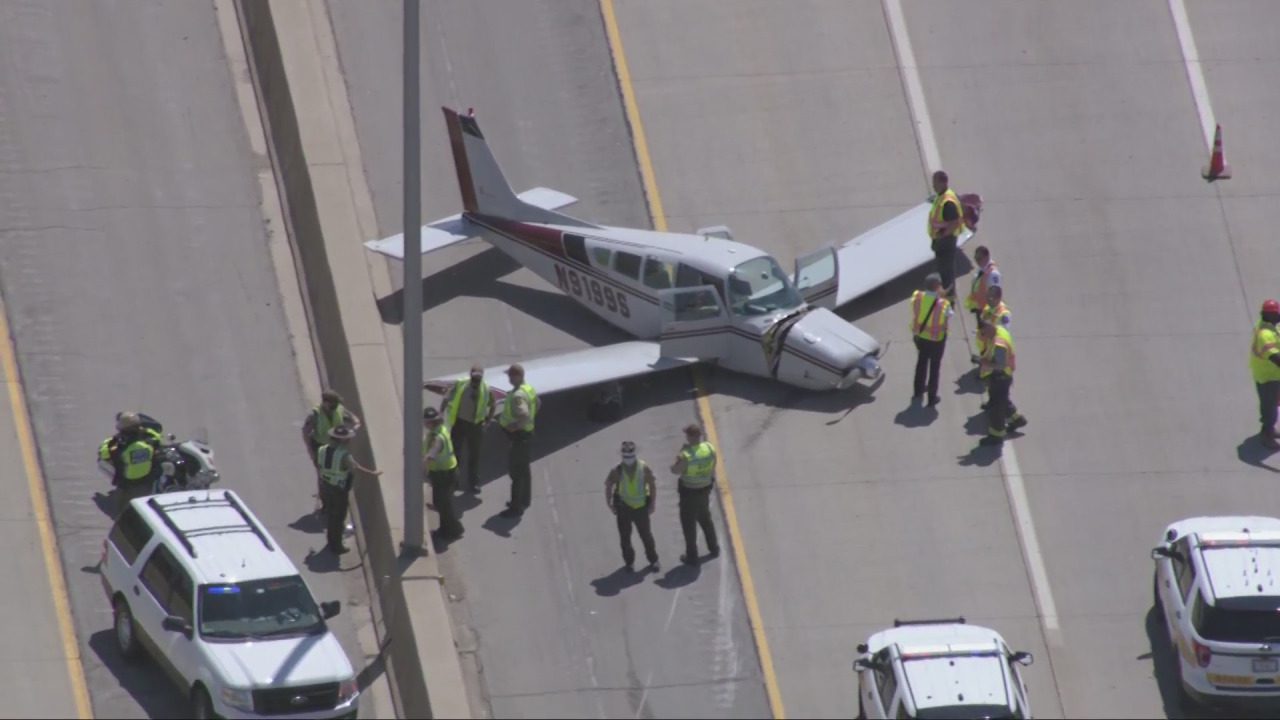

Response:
(773, 308), (881, 391)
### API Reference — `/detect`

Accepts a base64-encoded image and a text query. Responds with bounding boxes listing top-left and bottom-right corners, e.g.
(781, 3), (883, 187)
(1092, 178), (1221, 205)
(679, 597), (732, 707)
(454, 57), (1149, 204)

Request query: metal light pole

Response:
(402, 0), (424, 554)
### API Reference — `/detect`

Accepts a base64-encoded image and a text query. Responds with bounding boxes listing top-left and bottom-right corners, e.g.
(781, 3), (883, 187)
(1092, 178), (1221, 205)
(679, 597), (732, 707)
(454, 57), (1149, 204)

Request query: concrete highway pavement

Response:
(329, 1), (768, 717)
(615, 1), (1062, 717)
(328, 0), (1280, 717)
(0, 1), (386, 717)
(0, 312), (83, 717)
(621, 0), (1280, 717)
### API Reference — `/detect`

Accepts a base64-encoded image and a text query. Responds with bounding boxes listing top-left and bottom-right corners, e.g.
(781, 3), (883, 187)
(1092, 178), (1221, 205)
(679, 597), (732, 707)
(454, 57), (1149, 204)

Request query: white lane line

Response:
(1168, 0), (1216, 150)
(881, 0), (941, 175)
(1000, 438), (1062, 644)
(881, 0), (1062, 647)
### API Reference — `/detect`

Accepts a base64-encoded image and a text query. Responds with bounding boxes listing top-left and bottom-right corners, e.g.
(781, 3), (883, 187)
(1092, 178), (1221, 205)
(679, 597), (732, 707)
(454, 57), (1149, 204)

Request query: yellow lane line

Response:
(0, 297), (93, 719)
(599, 2), (785, 717)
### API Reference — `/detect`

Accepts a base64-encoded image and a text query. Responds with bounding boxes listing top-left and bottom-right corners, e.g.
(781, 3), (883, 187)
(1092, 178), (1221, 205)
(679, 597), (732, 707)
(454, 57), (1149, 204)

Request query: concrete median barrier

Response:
(235, 1), (470, 717)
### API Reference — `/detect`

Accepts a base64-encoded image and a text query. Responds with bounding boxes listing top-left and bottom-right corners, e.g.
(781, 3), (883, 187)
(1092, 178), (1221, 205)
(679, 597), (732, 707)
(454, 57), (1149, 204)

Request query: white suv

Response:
(1152, 515), (1280, 710)
(100, 490), (360, 719)
(854, 618), (1034, 719)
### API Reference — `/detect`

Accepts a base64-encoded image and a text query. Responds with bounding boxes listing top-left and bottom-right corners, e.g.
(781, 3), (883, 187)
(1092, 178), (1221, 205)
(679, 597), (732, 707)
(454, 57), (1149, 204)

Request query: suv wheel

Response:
(191, 686), (214, 720)
(113, 598), (140, 660)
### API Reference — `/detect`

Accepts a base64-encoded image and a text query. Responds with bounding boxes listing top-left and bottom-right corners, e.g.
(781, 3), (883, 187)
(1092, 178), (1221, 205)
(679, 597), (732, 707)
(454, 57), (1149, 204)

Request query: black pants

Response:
(1258, 381), (1280, 434)
(308, 439), (327, 512)
(507, 430), (532, 510)
(117, 478), (153, 518)
(615, 499), (658, 567)
(450, 419), (483, 488)
(428, 468), (463, 537)
(678, 485), (718, 559)
(985, 373), (1020, 438)
(931, 235), (958, 293)
(913, 336), (946, 401)
(320, 483), (350, 550)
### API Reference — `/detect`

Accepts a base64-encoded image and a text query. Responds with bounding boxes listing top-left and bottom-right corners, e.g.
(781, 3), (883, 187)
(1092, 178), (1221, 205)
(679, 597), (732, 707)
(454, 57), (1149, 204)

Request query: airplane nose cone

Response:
(785, 308), (881, 382)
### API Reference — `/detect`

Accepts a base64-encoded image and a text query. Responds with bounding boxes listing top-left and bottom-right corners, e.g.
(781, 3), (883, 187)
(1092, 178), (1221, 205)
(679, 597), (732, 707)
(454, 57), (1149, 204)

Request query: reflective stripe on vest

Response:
(122, 439), (155, 481)
(500, 383), (537, 432)
(1250, 322), (1280, 383)
(311, 405), (345, 444)
(317, 444), (351, 488)
(910, 290), (949, 341)
(680, 442), (716, 488)
(445, 378), (490, 428)
(981, 326), (1017, 378)
(616, 461), (649, 509)
(981, 301), (1011, 328)
(425, 426), (458, 471)
(966, 261), (998, 311)
(928, 189), (967, 239)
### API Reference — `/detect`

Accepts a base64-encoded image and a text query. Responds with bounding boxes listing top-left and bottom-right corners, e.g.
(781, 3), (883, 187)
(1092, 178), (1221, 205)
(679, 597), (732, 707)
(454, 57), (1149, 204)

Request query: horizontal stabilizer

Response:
(832, 199), (977, 307)
(363, 187), (579, 261)
(424, 341), (697, 400)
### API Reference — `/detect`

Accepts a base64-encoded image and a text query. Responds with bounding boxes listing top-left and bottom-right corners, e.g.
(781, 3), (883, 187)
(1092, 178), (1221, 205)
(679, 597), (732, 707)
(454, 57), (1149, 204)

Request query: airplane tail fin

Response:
(444, 106), (592, 226)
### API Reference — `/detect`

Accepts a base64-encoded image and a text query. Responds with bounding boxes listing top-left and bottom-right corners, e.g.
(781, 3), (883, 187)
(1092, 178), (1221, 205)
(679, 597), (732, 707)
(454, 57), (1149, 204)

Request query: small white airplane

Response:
(365, 107), (978, 412)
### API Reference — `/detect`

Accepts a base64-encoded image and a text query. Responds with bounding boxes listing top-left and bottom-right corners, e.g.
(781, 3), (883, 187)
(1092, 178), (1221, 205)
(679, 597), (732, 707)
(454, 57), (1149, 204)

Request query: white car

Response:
(854, 618), (1034, 719)
(100, 490), (360, 719)
(1152, 515), (1280, 709)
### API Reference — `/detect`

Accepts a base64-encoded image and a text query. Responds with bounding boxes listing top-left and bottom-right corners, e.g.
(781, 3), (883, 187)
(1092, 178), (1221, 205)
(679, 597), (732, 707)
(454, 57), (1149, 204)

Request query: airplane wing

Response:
(794, 195), (981, 309)
(424, 341), (698, 400)
(364, 187), (577, 260)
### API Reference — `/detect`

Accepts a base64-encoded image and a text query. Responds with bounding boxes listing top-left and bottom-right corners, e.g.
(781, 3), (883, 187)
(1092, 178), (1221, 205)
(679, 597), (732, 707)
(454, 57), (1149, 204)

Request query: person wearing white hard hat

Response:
(604, 441), (659, 572)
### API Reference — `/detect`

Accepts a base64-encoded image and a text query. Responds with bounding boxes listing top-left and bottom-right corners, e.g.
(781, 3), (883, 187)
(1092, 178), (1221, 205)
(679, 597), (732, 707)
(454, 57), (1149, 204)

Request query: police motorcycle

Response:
(97, 412), (220, 494)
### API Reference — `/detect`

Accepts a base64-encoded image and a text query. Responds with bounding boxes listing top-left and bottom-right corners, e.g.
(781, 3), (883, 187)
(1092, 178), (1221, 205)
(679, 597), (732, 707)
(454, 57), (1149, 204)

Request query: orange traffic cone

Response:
(1202, 124), (1232, 181)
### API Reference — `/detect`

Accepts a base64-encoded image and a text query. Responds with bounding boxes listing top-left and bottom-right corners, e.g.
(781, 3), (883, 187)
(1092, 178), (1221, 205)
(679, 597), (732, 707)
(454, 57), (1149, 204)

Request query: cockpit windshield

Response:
(727, 256), (803, 316)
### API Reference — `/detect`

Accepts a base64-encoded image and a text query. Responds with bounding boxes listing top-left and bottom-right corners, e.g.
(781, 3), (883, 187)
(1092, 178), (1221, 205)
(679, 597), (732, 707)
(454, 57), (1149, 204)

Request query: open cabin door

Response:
(658, 285), (729, 362)
(794, 247), (838, 309)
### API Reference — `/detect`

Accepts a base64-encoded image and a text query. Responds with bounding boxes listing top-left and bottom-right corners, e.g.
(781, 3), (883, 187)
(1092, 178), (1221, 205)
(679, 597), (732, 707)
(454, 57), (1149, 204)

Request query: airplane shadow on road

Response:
(88, 629), (185, 718)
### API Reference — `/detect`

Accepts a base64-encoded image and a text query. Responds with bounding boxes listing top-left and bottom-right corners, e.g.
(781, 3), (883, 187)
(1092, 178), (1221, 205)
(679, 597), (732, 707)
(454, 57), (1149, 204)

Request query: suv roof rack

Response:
(894, 617), (967, 628)
(146, 491), (275, 559)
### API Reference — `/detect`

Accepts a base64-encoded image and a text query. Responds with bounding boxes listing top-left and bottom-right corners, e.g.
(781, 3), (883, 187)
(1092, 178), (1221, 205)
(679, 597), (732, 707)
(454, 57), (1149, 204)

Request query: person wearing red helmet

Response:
(1249, 299), (1280, 449)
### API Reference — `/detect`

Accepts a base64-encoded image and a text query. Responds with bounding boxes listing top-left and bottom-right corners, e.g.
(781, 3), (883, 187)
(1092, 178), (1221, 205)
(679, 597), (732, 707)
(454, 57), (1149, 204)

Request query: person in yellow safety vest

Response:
(498, 364), (539, 519)
(604, 440), (659, 572)
(302, 389), (362, 515)
(316, 425), (381, 554)
(927, 170), (968, 299)
(99, 412), (165, 516)
(422, 407), (464, 542)
(911, 272), (953, 407)
(964, 245), (1001, 319)
(441, 364), (495, 494)
(978, 322), (1027, 447)
(973, 285), (1012, 363)
(1249, 299), (1280, 450)
(670, 423), (720, 566)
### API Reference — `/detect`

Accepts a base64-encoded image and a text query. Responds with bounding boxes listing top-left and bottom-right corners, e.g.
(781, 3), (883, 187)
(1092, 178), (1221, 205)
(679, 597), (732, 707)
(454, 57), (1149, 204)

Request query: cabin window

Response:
(563, 234), (589, 265)
(676, 263), (726, 302)
(643, 257), (675, 290)
(614, 251), (642, 280)
(591, 246), (613, 268)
